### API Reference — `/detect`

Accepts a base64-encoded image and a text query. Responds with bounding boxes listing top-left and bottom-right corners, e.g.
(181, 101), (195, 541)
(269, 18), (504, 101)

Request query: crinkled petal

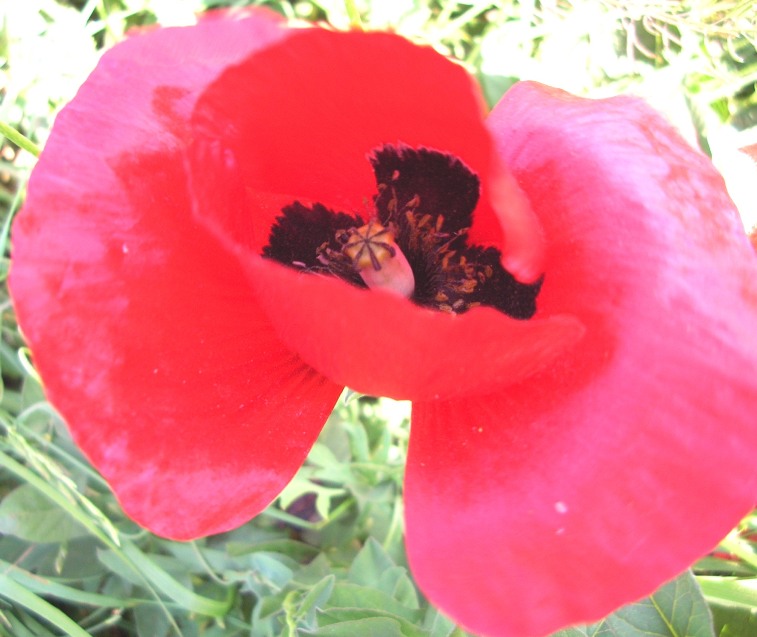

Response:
(241, 256), (583, 401)
(186, 30), (568, 399)
(189, 28), (497, 253)
(10, 11), (342, 540)
(404, 82), (757, 637)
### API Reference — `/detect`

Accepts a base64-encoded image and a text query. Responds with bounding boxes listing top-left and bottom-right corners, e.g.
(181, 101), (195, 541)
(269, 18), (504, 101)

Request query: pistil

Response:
(341, 220), (415, 298)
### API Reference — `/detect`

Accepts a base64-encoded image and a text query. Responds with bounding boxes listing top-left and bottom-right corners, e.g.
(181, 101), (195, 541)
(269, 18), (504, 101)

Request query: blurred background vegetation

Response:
(1, 1), (757, 636)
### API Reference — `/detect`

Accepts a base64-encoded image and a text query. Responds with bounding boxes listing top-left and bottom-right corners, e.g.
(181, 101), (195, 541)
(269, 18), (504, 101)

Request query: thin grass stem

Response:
(343, 0), (363, 30)
(0, 122), (41, 158)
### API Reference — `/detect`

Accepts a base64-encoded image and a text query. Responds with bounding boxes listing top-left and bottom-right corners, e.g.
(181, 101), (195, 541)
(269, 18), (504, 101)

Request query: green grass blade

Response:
(0, 574), (93, 637)
(0, 448), (119, 549)
(120, 542), (235, 618)
(1, 559), (141, 609)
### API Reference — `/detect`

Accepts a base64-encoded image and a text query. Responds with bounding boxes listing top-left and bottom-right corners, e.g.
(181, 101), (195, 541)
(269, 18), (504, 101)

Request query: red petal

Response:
(185, 32), (572, 400)
(10, 12), (342, 540)
(240, 255), (584, 401)
(405, 82), (757, 637)
(189, 28), (503, 254)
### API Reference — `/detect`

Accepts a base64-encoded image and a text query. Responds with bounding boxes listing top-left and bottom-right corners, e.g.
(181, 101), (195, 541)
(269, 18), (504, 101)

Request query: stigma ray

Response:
(340, 220), (415, 298)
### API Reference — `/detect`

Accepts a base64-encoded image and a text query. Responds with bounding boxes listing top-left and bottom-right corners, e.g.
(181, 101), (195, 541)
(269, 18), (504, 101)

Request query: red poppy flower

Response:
(10, 8), (757, 637)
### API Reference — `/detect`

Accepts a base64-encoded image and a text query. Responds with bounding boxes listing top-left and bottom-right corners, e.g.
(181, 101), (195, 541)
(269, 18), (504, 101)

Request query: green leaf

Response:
(308, 442), (342, 468)
(135, 604), (172, 637)
(294, 553), (335, 586)
(0, 484), (88, 543)
(256, 589), (289, 620)
(709, 601), (757, 637)
(345, 420), (371, 463)
(283, 574), (337, 630)
(348, 537), (395, 587)
(698, 577), (757, 608)
(308, 0), (352, 30)
(249, 551), (296, 589)
(422, 606), (467, 637)
(477, 73), (519, 108)
(552, 571), (714, 637)
(298, 574), (336, 623)
(320, 607), (427, 637)
(313, 616), (406, 637)
(228, 538), (319, 562)
(377, 566), (420, 608)
(328, 582), (421, 622)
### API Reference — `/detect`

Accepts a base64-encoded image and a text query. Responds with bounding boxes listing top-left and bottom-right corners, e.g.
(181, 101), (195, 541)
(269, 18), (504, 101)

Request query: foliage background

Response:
(1, 1), (757, 636)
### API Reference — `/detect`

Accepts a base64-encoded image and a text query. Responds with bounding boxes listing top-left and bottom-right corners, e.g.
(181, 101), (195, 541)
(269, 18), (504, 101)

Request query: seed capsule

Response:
(342, 220), (415, 298)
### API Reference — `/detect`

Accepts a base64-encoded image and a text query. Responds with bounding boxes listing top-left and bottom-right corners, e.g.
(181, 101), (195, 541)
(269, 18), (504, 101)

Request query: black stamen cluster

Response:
(263, 145), (541, 320)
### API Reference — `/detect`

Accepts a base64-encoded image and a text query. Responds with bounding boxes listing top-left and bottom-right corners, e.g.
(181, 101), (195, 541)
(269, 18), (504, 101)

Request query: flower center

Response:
(338, 220), (415, 298)
(340, 219), (396, 271)
(262, 145), (541, 319)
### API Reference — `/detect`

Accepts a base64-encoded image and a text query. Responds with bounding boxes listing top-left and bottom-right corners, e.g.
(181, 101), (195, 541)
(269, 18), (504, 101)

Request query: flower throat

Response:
(263, 145), (541, 319)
